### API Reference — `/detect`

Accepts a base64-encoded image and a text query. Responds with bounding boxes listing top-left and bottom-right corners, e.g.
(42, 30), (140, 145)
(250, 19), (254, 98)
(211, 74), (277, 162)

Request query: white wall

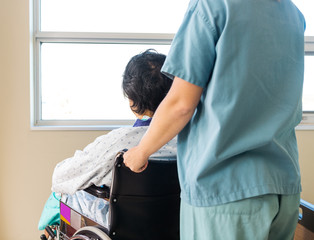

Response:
(0, 1), (313, 239)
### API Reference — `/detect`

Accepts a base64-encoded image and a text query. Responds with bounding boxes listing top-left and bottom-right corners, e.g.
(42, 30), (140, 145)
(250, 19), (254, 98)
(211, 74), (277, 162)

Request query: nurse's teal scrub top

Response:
(161, 0), (305, 207)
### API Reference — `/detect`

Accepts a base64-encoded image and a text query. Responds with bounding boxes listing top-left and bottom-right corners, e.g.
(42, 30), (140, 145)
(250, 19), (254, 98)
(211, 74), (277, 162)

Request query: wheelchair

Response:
(52, 150), (180, 240)
(294, 199), (314, 240)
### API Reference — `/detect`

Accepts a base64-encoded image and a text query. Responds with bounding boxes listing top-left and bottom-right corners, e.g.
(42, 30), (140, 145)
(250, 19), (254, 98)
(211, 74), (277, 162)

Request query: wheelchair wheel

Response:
(70, 226), (111, 240)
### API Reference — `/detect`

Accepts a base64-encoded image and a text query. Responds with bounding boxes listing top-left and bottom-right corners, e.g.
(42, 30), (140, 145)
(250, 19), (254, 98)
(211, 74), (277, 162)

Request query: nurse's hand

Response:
(123, 146), (149, 173)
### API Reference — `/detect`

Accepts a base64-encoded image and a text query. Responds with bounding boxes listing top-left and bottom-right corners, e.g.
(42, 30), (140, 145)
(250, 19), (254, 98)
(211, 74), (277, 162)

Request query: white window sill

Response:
(296, 124), (314, 131)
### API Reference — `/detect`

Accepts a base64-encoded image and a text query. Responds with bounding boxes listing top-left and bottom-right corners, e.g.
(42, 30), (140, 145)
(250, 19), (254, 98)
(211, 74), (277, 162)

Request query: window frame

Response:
(298, 36), (314, 130)
(30, 0), (174, 130)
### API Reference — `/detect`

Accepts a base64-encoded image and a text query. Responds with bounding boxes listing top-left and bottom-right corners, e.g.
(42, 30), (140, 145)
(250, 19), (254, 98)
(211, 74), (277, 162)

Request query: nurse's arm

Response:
(123, 76), (203, 172)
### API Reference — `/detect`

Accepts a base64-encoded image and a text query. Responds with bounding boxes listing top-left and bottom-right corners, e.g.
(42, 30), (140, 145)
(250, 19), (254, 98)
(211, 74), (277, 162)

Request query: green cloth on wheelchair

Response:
(38, 192), (61, 230)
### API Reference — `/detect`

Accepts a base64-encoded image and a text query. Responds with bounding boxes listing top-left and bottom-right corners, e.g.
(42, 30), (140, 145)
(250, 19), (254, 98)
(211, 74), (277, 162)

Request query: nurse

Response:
(124, 0), (305, 239)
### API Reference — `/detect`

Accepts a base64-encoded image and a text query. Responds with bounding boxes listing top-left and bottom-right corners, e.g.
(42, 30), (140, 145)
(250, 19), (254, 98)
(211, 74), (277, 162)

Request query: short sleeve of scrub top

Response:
(162, 0), (218, 88)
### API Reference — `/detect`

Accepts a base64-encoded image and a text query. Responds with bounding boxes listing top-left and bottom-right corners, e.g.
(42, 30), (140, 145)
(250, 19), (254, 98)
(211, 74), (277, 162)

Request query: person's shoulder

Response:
(93, 127), (149, 145)
(195, 0), (227, 10)
(192, 0), (228, 29)
(107, 126), (149, 137)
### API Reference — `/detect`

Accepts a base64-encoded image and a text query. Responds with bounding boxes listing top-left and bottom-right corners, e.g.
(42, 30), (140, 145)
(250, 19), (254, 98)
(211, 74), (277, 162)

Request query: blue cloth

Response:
(63, 190), (110, 228)
(161, 0), (305, 207)
(38, 192), (61, 230)
(133, 118), (152, 127)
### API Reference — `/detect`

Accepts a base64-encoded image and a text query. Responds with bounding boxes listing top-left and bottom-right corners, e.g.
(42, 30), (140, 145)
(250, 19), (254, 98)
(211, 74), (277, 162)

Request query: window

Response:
(31, 0), (189, 129)
(292, 0), (314, 128)
(32, 0), (314, 130)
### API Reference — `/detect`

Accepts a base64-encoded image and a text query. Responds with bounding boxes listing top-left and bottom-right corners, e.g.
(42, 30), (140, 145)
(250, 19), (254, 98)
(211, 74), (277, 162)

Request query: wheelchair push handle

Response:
(115, 149), (128, 167)
(116, 148), (149, 173)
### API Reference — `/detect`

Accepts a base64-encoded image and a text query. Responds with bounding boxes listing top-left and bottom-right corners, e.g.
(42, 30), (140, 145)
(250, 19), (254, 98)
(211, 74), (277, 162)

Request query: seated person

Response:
(38, 49), (177, 231)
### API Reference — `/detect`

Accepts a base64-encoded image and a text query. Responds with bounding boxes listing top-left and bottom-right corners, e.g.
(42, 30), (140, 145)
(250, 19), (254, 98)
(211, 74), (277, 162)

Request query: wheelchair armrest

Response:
(84, 184), (110, 199)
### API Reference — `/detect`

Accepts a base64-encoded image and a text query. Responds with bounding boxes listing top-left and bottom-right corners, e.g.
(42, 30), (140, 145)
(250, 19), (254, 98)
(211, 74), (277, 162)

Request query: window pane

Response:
(41, 0), (189, 33)
(292, 0), (314, 36)
(41, 43), (170, 120)
(303, 56), (314, 112)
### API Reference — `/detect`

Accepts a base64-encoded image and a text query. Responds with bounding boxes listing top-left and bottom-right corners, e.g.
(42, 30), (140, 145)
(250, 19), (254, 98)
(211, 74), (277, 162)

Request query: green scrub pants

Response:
(180, 194), (300, 240)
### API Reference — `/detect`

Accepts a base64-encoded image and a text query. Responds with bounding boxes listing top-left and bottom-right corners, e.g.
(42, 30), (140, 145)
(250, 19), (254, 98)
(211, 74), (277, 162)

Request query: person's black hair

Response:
(122, 49), (173, 115)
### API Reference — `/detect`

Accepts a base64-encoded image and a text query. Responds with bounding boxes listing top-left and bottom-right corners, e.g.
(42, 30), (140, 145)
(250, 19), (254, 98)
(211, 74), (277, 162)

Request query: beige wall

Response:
(0, 1), (105, 239)
(0, 1), (313, 239)
(296, 131), (314, 203)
